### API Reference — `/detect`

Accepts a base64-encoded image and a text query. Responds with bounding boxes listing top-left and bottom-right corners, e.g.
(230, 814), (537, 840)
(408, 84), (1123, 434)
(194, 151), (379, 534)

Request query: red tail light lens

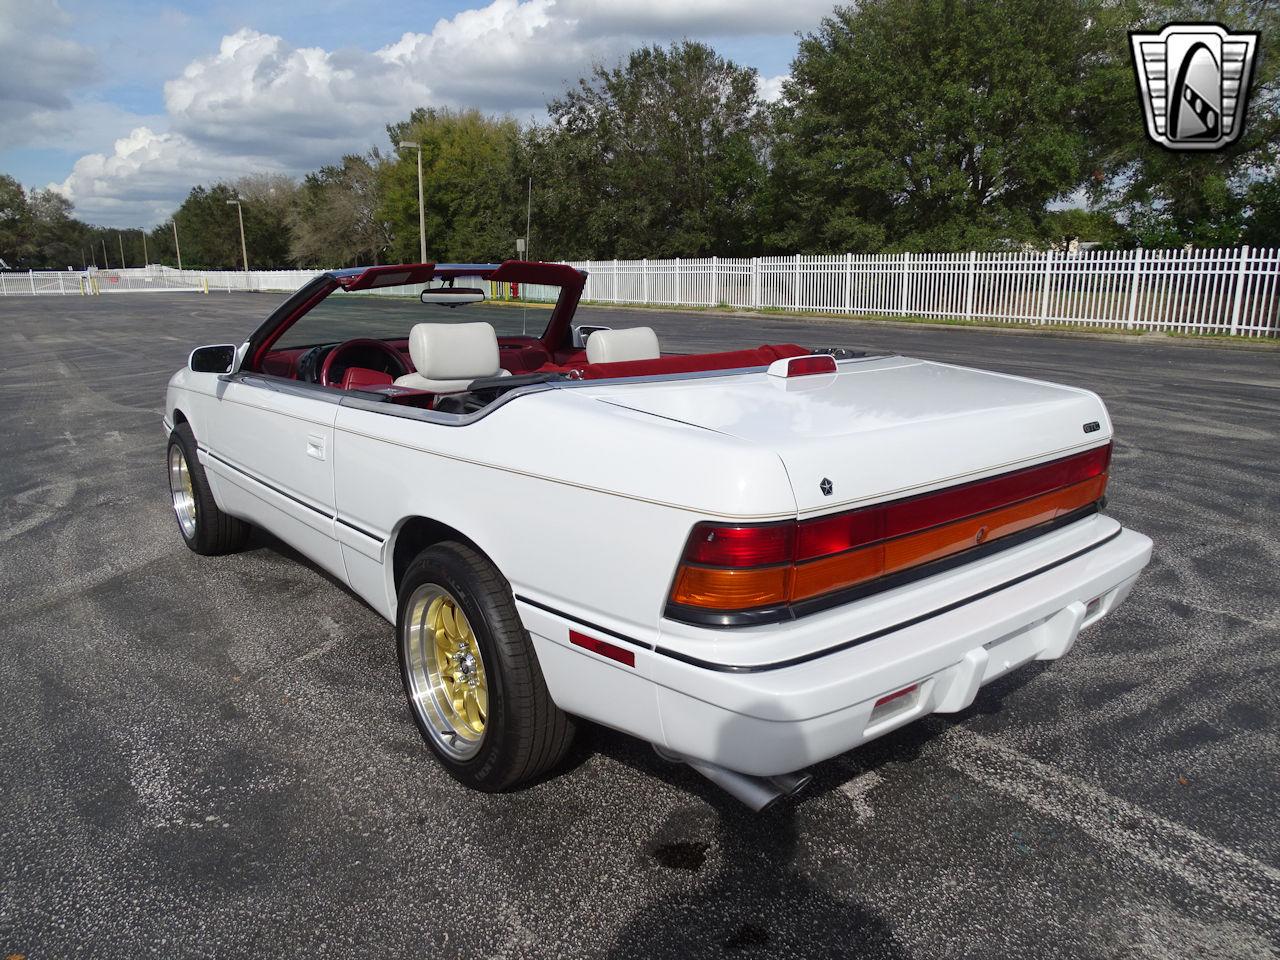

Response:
(681, 522), (794, 567)
(776, 355), (838, 377)
(883, 443), (1110, 538)
(668, 444), (1111, 618)
(795, 509), (885, 561)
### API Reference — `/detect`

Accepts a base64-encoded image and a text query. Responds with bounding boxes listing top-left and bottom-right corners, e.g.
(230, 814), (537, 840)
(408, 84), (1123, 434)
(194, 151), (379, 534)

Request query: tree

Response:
(0, 175), (36, 267)
(1243, 173), (1280, 247)
(158, 178), (299, 270)
(380, 108), (523, 264)
(232, 173), (298, 268)
(27, 190), (90, 268)
(533, 41), (769, 260)
(1038, 207), (1132, 250)
(769, 0), (1117, 252)
(290, 153), (391, 267)
(1089, 1), (1280, 248)
(165, 184), (244, 269)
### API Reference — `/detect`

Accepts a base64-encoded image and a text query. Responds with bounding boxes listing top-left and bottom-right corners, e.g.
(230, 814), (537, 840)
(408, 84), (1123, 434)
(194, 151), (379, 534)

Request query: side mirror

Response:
(188, 344), (238, 374)
(572, 325), (612, 350)
(420, 287), (486, 307)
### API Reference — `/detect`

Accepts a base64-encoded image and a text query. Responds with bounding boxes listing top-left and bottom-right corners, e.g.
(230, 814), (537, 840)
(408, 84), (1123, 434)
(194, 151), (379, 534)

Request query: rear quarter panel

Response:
(331, 389), (798, 634)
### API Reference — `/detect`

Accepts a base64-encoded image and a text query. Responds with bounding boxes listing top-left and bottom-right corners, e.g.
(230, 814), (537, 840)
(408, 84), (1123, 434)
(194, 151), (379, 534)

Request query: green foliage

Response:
(532, 41), (768, 259)
(1040, 208), (1133, 249)
(0, 176), (99, 269)
(1243, 174), (1280, 248)
(291, 153), (391, 267)
(767, 0), (1114, 252)
(5, 8), (1279, 268)
(163, 178), (299, 269)
(0, 175), (37, 267)
(380, 108), (523, 263)
(168, 184), (244, 269)
(1090, 1), (1280, 247)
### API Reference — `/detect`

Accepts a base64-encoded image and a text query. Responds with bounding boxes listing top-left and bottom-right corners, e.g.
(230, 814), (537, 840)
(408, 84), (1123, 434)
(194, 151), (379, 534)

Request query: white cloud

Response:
(756, 74), (789, 103)
(48, 0), (829, 226)
(52, 127), (286, 225)
(379, 0), (611, 111)
(557, 0), (832, 37)
(164, 29), (427, 164)
(0, 0), (99, 148)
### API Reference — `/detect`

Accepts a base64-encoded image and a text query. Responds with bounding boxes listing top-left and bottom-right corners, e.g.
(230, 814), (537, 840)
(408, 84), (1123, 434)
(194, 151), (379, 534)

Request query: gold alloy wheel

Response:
(168, 444), (198, 539)
(403, 584), (489, 759)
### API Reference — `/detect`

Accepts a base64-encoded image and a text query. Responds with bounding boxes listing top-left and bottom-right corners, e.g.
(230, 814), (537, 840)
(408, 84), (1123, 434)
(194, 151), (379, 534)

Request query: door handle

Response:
(306, 434), (327, 461)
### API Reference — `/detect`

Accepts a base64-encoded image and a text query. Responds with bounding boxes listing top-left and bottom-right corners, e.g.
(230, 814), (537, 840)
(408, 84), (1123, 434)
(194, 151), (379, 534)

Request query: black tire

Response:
(167, 422), (250, 555)
(397, 541), (575, 791)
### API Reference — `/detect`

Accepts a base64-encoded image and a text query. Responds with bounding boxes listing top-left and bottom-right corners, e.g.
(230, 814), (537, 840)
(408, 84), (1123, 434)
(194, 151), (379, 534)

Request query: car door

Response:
(200, 372), (345, 580)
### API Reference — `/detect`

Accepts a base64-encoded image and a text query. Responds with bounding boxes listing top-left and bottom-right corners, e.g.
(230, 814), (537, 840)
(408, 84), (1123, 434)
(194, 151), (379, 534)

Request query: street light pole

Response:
(397, 141), (427, 263)
(525, 176), (533, 262)
(172, 219), (183, 271)
(226, 199), (248, 271)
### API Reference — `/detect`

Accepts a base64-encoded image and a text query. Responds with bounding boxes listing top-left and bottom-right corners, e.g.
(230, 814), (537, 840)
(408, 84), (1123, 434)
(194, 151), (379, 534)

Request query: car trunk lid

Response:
(591, 356), (1111, 515)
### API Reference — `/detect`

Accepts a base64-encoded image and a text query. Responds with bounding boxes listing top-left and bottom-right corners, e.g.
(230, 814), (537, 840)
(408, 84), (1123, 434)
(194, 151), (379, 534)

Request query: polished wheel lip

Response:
(168, 443), (198, 540)
(403, 583), (489, 761)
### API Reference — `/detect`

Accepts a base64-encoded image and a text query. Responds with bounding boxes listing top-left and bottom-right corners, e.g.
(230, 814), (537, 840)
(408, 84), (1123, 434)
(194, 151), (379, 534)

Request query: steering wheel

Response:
(319, 338), (411, 388)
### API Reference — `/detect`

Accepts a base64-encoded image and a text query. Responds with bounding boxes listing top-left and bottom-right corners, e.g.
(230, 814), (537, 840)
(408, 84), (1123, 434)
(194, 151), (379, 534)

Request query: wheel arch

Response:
(389, 515), (494, 598)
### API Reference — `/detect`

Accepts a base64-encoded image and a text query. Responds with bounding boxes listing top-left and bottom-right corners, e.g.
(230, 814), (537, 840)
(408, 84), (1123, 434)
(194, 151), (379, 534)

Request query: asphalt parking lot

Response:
(1, 291), (1277, 959)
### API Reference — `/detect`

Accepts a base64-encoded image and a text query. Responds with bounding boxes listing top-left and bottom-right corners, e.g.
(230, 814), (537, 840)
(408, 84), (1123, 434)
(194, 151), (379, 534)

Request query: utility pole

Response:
(172, 219), (183, 270)
(141, 229), (149, 266)
(226, 199), (248, 271)
(525, 176), (532, 262)
(397, 141), (427, 263)
(117, 232), (126, 269)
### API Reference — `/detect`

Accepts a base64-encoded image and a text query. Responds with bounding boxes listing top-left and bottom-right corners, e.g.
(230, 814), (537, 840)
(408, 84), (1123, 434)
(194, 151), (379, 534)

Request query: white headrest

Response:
(586, 326), (660, 364)
(407, 322), (501, 380)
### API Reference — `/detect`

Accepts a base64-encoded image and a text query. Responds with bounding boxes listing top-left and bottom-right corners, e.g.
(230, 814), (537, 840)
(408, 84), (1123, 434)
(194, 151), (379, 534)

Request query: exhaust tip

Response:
(768, 771), (814, 798)
(655, 746), (788, 812)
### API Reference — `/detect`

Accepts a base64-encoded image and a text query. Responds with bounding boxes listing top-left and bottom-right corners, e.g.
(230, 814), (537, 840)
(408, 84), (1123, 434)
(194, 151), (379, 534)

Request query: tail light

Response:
(668, 444), (1111, 621)
(767, 354), (838, 378)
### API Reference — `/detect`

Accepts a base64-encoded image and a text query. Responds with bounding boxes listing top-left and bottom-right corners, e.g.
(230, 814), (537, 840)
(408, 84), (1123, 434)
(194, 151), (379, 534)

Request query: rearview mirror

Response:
(188, 344), (238, 374)
(572, 325), (612, 350)
(420, 287), (486, 307)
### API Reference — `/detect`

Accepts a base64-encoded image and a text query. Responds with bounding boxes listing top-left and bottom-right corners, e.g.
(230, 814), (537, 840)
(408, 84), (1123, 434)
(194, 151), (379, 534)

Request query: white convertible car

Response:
(165, 260), (1152, 810)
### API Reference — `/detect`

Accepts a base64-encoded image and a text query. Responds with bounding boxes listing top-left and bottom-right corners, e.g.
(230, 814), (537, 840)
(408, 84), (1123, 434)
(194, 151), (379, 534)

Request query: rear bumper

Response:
(520, 522), (1152, 777)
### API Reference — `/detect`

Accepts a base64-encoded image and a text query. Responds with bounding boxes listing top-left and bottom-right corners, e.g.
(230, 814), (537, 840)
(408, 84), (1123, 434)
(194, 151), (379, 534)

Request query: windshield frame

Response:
(243, 260), (587, 373)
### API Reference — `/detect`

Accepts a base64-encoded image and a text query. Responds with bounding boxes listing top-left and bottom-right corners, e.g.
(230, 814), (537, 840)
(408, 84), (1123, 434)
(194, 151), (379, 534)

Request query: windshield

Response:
(273, 281), (557, 350)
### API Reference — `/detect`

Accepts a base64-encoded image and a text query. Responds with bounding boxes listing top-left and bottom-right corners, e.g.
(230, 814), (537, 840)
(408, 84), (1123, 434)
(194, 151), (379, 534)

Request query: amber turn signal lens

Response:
(789, 544), (884, 601)
(882, 474), (1105, 573)
(670, 565), (789, 610)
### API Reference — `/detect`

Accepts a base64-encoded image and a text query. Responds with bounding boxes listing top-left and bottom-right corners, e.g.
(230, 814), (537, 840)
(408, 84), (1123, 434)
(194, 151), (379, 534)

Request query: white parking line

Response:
(932, 726), (1280, 925)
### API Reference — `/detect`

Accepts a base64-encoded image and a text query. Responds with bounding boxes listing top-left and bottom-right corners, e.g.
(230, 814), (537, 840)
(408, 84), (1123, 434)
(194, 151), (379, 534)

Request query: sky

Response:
(0, 0), (834, 228)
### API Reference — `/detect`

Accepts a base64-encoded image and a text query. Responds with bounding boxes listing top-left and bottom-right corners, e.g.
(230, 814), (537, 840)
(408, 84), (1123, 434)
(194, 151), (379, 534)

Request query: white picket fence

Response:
(561, 248), (1280, 337)
(3, 247), (1278, 336)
